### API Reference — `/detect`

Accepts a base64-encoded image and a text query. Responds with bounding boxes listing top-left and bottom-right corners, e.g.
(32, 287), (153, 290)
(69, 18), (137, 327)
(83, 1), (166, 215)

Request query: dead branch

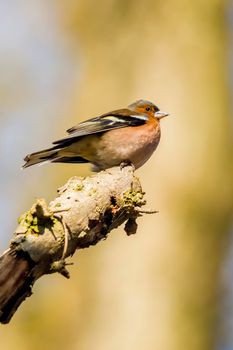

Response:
(0, 165), (153, 324)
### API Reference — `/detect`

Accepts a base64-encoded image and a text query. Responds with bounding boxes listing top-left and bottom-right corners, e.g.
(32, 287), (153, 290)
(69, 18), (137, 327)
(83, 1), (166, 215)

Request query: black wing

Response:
(53, 109), (148, 145)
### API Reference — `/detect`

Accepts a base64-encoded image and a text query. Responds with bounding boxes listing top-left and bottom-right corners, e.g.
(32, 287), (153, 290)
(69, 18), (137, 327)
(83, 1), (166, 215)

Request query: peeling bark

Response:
(0, 166), (152, 324)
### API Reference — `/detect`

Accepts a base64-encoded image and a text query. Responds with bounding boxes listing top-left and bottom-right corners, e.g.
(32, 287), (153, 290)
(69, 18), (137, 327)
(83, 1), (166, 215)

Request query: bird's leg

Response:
(120, 161), (135, 171)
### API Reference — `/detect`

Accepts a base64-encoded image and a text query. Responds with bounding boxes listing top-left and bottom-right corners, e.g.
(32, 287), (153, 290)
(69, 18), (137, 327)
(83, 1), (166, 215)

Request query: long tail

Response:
(23, 146), (89, 169)
(22, 146), (61, 168)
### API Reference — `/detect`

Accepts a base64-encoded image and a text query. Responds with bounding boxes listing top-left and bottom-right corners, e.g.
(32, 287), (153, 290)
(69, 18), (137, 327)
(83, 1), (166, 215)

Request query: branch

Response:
(0, 165), (153, 324)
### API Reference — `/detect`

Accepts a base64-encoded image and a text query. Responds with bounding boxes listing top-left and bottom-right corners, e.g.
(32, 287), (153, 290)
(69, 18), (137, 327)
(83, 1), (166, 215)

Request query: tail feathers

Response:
(51, 156), (89, 164)
(23, 148), (90, 168)
(22, 148), (59, 168)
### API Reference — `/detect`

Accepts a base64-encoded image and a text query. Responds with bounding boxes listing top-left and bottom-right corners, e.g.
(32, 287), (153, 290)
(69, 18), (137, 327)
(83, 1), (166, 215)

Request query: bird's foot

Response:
(120, 161), (135, 171)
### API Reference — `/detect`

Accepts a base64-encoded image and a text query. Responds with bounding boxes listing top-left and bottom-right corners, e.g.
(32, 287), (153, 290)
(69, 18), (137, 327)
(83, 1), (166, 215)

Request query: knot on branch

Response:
(0, 165), (157, 323)
(16, 198), (55, 235)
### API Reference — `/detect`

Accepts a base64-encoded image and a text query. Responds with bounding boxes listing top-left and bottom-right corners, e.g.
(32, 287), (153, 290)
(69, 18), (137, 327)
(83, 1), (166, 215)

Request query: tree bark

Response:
(0, 165), (150, 324)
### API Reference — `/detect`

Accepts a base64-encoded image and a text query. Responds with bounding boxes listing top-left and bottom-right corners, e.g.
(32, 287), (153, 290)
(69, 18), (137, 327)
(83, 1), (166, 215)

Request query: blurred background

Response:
(0, 1), (233, 349)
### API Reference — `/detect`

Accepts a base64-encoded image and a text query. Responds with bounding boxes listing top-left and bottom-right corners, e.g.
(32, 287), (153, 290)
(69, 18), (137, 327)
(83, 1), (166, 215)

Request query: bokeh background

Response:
(0, 1), (233, 349)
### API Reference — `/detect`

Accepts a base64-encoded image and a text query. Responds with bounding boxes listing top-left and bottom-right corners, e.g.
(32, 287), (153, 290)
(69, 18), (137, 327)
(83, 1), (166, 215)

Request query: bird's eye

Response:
(146, 107), (151, 112)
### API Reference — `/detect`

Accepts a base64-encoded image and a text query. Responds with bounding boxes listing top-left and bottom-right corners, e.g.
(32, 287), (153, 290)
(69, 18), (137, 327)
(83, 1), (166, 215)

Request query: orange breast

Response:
(95, 119), (161, 169)
(65, 117), (161, 170)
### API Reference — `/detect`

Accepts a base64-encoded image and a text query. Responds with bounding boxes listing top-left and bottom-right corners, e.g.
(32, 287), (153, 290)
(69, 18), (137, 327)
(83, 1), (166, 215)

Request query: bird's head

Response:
(128, 99), (169, 120)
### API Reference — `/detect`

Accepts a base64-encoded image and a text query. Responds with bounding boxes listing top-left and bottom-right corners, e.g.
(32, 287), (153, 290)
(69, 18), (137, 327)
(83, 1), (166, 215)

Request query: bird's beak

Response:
(155, 111), (169, 119)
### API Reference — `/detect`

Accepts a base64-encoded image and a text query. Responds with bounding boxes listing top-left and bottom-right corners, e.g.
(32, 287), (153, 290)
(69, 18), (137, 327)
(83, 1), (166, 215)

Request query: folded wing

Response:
(53, 109), (148, 145)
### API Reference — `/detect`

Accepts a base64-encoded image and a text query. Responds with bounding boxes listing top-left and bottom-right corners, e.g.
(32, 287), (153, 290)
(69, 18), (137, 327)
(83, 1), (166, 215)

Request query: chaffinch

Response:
(23, 100), (169, 171)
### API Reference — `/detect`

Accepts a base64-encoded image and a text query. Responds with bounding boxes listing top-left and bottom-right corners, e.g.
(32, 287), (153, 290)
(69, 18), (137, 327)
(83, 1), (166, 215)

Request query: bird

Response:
(23, 100), (169, 171)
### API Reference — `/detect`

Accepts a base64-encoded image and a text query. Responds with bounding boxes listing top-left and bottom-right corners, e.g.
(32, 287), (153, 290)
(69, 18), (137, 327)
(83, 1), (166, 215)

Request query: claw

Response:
(120, 161), (135, 171)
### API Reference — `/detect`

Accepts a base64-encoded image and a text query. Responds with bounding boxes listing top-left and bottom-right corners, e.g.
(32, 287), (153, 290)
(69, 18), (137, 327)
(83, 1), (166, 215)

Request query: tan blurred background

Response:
(0, 1), (233, 349)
